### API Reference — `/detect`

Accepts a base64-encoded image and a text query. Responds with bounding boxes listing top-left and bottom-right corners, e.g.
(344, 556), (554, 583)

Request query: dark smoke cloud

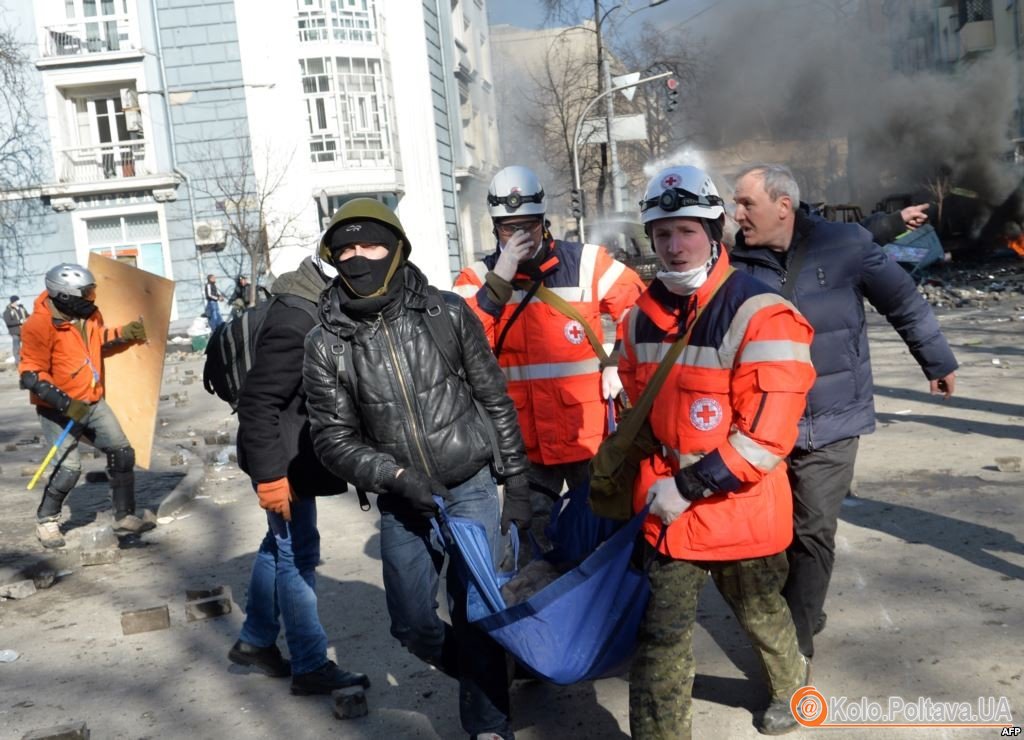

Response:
(687, 1), (1019, 208)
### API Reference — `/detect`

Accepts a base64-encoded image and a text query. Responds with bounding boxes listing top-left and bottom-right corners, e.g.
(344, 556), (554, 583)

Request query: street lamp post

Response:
(573, 70), (671, 243)
(593, 0), (672, 218)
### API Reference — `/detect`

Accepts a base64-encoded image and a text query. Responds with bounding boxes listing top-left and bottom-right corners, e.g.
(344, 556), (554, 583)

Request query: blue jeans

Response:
(380, 466), (511, 737)
(238, 495), (328, 675)
(206, 299), (223, 330)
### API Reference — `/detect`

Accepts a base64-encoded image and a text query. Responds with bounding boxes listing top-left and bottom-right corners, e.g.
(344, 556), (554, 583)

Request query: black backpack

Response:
(202, 295), (317, 409)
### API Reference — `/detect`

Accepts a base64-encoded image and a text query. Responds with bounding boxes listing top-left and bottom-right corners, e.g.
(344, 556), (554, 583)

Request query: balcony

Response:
(959, 19), (995, 56)
(59, 140), (148, 184)
(37, 18), (141, 67)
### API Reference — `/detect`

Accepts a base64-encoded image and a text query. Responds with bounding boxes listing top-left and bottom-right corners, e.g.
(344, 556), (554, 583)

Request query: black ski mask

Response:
(329, 220), (404, 298)
(52, 293), (97, 319)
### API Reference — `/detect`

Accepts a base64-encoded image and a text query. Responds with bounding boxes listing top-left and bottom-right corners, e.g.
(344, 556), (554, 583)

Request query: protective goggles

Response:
(640, 187), (724, 214)
(488, 190), (544, 210)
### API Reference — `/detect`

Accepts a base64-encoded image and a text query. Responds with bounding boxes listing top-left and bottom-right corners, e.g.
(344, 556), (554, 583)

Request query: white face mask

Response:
(656, 265), (709, 296)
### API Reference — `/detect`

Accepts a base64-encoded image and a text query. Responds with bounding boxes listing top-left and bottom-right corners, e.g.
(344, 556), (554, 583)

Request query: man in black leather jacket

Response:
(302, 198), (530, 740)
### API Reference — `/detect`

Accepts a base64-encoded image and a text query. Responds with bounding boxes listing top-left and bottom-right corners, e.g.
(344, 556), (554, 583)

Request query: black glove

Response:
(65, 399), (91, 423)
(385, 468), (450, 520)
(501, 474), (532, 535)
(674, 465), (712, 502)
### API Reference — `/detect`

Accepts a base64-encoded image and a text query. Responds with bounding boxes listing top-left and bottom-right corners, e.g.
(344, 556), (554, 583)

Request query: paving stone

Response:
(121, 605), (170, 635)
(995, 456), (1021, 473)
(5, 443), (16, 452)
(20, 721), (90, 739)
(31, 569), (57, 590)
(80, 548), (120, 566)
(332, 686), (368, 719)
(20, 466), (35, 477)
(0, 579), (38, 599)
(184, 585), (232, 622)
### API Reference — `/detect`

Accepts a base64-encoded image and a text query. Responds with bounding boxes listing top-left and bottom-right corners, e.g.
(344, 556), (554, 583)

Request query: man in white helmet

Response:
(19, 263), (152, 548)
(453, 165), (645, 545)
(615, 165), (815, 738)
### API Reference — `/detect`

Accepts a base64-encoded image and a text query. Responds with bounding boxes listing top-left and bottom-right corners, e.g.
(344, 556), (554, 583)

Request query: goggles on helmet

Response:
(640, 187), (724, 215)
(488, 190), (544, 210)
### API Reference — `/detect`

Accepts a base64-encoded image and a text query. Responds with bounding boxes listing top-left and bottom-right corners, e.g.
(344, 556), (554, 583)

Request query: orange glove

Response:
(256, 477), (293, 521)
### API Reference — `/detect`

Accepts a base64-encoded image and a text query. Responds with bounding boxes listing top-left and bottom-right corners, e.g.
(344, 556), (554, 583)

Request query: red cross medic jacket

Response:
(453, 239), (645, 466)
(620, 251), (816, 560)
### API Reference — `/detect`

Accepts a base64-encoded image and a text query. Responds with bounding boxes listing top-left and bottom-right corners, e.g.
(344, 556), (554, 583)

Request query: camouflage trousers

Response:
(629, 551), (806, 740)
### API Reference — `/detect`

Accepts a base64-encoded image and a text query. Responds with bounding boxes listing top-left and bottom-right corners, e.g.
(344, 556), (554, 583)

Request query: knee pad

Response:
(47, 466), (81, 496)
(106, 445), (135, 474)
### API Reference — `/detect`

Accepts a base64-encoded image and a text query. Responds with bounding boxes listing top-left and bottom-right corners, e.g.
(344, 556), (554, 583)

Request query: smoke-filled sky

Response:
(490, 0), (1022, 213)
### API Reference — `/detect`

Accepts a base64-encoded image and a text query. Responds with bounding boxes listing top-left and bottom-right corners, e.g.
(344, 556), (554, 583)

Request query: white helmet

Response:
(640, 165), (724, 225)
(487, 165), (545, 219)
(45, 263), (96, 299)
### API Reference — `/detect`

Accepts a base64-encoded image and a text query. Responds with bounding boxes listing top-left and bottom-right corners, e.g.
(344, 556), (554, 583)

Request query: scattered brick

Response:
(995, 456), (1021, 473)
(121, 605), (170, 635)
(80, 548), (120, 567)
(184, 585), (233, 622)
(332, 686), (369, 719)
(0, 580), (38, 600)
(20, 721), (90, 739)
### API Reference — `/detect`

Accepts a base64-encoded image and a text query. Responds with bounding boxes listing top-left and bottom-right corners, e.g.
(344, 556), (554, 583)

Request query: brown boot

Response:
(36, 520), (65, 549)
(113, 514), (156, 536)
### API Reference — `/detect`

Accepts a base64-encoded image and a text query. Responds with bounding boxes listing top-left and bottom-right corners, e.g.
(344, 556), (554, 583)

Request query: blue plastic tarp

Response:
(437, 488), (651, 685)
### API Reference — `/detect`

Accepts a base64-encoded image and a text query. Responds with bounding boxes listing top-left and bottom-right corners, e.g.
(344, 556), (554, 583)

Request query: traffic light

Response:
(666, 77), (679, 112)
(570, 188), (584, 219)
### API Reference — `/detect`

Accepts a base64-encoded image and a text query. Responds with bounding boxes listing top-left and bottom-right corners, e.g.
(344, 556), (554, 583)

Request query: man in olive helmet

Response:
(303, 198), (529, 740)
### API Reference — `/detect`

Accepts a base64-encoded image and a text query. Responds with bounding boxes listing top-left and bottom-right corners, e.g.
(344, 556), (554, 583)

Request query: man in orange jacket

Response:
(19, 263), (152, 548)
(619, 166), (816, 739)
(453, 165), (645, 542)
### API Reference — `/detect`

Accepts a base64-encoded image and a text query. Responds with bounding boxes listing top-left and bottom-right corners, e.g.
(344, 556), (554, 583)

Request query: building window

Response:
(85, 211), (166, 276)
(958, 0), (992, 27)
(297, 0), (377, 44)
(300, 55), (391, 166)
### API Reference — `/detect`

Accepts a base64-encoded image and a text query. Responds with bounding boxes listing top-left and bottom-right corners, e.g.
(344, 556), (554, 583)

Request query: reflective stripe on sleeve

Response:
(503, 358), (602, 382)
(737, 339), (812, 365)
(596, 258), (626, 301)
(728, 429), (783, 471)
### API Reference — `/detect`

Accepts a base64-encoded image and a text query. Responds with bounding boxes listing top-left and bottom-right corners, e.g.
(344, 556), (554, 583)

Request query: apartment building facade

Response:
(3, 0), (499, 321)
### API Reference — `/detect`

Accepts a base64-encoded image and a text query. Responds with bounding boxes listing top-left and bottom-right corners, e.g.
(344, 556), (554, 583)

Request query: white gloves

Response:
(492, 230), (536, 282)
(601, 365), (623, 400)
(646, 477), (691, 525)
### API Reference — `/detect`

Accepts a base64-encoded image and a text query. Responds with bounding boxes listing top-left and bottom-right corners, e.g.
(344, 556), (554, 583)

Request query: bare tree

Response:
(187, 136), (307, 308)
(514, 37), (603, 217)
(0, 14), (46, 283)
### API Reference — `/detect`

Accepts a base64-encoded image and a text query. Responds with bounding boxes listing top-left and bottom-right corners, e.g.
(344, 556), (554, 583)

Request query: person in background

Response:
(204, 274), (224, 331)
(729, 163), (958, 663)
(4, 294), (29, 364)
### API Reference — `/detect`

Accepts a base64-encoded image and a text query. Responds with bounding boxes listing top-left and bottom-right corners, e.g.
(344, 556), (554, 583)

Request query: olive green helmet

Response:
(318, 198), (411, 263)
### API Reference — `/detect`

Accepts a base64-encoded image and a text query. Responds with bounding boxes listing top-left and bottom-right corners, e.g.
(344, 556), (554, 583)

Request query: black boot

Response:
(291, 660), (370, 695)
(228, 640), (291, 677)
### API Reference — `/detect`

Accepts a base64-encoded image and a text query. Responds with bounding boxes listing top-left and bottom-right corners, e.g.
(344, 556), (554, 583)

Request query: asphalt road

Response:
(0, 294), (1021, 739)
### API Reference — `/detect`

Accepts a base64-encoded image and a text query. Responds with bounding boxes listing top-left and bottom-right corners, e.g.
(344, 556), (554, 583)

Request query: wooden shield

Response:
(88, 254), (174, 470)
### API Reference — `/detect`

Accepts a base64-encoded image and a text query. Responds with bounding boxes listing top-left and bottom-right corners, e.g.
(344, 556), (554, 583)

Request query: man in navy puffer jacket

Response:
(729, 164), (958, 661)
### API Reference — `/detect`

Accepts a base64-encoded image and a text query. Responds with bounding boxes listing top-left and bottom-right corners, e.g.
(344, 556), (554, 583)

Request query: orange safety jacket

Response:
(620, 252), (816, 561)
(454, 239), (645, 465)
(18, 291), (125, 406)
